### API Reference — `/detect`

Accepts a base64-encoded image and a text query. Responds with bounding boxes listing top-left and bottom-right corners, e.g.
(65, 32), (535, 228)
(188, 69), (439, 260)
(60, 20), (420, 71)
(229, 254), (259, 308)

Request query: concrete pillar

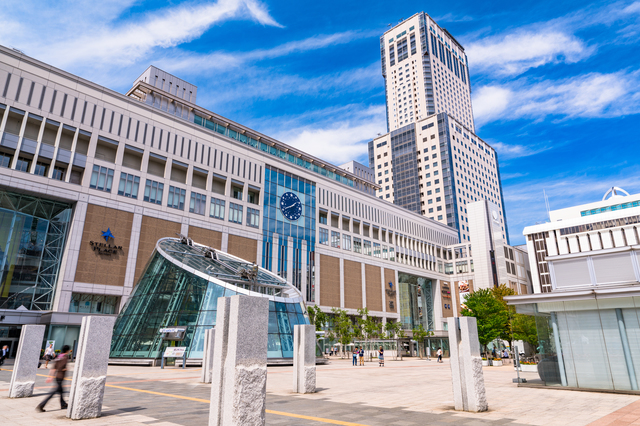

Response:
(209, 295), (269, 426)
(447, 317), (488, 412)
(201, 328), (215, 384)
(8, 324), (45, 398)
(293, 324), (316, 394)
(67, 316), (116, 420)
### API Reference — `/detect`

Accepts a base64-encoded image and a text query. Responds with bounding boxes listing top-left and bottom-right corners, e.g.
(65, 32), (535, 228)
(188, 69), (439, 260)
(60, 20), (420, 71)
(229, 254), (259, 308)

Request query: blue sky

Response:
(1, 0), (639, 244)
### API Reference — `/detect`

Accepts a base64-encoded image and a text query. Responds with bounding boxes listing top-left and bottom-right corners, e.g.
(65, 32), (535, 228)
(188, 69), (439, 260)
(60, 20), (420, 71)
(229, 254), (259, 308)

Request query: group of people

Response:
(351, 346), (385, 367)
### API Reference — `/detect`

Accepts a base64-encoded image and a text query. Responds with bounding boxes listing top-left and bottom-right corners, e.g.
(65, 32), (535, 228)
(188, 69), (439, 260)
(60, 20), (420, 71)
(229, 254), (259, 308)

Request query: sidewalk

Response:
(1, 357), (638, 425)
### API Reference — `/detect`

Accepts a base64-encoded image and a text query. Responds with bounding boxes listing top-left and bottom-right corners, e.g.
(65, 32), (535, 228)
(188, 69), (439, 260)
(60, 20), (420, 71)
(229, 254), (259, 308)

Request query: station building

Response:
(0, 46), (476, 360)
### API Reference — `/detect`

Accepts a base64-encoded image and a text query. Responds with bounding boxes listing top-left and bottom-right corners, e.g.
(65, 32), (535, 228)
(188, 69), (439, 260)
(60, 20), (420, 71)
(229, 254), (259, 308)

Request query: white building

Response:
(507, 187), (640, 392)
(381, 12), (474, 132)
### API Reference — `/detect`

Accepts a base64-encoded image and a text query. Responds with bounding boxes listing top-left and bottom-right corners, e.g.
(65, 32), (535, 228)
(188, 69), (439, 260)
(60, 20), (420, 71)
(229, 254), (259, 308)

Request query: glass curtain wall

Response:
(520, 297), (640, 391)
(110, 249), (308, 360)
(0, 190), (72, 310)
(398, 273), (434, 331)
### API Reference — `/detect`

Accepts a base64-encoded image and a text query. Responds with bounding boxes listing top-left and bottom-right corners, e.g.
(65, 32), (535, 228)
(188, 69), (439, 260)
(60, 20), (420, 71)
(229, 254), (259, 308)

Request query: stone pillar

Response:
(8, 324), (45, 398)
(209, 295), (269, 426)
(67, 316), (116, 420)
(447, 317), (488, 412)
(201, 328), (215, 384)
(293, 324), (316, 394)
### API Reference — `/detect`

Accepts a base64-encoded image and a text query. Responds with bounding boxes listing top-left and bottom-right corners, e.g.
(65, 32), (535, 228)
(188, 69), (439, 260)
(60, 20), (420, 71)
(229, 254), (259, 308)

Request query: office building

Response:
(380, 12), (474, 133)
(507, 187), (640, 392)
(368, 113), (508, 243)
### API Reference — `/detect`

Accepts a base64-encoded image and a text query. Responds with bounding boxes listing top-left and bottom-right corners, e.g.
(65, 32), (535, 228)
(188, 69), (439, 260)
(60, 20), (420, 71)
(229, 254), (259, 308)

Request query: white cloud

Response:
(0, 0), (282, 68)
(467, 31), (593, 76)
(473, 71), (640, 126)
(490, 141), (554, 160)
(268, 105), (387, 165)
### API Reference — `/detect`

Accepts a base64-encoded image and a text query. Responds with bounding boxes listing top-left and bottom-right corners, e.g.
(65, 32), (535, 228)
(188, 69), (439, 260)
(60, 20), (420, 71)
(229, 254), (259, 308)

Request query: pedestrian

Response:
(378, 346), (384, 367)
(0, 345), (8, 366)
(352, 346), (358, 366)
(36, 345), (70, 412)
(44, 343), (55, 368)
(359, 346), (364, 366)
(436, 347), (443, 363)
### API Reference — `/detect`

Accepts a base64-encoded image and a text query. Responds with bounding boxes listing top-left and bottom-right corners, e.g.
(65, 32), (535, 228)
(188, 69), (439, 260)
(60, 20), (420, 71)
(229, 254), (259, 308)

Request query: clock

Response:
(280, 192), (302, 221)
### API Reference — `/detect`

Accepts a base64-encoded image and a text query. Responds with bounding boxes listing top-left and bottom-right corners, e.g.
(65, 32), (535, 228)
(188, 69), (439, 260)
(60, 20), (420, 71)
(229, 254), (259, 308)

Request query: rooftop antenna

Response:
(543, 190), (551, 221)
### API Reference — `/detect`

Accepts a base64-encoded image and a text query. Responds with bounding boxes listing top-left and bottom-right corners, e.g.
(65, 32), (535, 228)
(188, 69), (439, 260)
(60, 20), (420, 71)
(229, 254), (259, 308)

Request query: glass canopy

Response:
(110, 237), (308, 360)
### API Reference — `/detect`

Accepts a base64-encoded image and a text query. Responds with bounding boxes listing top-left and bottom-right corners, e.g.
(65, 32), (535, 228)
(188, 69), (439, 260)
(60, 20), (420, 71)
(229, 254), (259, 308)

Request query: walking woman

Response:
(352, 346), (359, 366)
(43, 343), (55, 368)
(378, 346), (384, 367)
(37, 345), (70, 412)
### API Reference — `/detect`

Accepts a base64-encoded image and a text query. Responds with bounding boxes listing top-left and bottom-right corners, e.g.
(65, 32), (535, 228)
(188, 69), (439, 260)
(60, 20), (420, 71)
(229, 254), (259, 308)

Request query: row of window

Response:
(88, 165), (259, 227)
(319, 227), (396, 260)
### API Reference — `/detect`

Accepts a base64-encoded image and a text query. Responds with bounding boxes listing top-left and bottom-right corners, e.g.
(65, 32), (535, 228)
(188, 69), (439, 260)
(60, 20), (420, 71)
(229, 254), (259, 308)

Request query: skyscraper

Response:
(370, 12), (508, 244)
(380, 12), (474, 132)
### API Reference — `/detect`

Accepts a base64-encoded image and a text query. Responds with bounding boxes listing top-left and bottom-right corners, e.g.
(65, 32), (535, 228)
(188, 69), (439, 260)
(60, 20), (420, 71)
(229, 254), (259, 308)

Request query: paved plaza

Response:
(1, 356), (638, 425)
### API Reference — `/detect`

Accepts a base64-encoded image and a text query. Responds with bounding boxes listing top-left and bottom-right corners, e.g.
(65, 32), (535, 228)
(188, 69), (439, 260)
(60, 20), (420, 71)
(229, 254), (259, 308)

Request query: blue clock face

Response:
(280, 192), (302, 221)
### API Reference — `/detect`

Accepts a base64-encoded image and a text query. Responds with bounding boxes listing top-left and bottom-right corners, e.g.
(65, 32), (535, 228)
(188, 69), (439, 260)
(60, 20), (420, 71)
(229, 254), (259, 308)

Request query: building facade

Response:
(381, 12), (474, 133)
(507, 188), (640, 392)
(368, 113), (508, 243)
(0, 46), (469, 356)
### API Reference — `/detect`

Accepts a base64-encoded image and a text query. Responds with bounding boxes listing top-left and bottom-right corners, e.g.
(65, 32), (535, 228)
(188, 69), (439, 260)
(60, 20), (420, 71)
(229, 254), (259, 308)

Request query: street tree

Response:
(461, 288), (508, 355)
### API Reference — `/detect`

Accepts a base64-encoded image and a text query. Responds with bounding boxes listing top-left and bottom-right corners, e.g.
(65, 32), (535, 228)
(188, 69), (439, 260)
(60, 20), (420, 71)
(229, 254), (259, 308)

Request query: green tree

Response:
(307, 305), (328, 332)
(331, 308), (353, 358)
(411, 324), (432, 359)
(492, 284), (517, 349)
(512, 313), (539, 350)
(461, 288), (508, 355)
(384, 320), (401, 339)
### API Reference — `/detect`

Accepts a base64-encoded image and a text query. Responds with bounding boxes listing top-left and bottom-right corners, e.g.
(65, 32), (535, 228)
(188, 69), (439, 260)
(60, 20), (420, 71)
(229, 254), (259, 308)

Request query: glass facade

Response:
(518, 297), (640, 391)
(0, 190), (72, 310)
(262, 165), (316, 302)
(389, 124), (420, 213)
(398, 273), (434, 331)
(110, 238), (308, 360)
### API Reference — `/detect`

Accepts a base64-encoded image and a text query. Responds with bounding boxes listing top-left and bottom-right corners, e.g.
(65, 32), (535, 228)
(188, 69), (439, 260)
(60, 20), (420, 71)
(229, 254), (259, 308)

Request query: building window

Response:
(382, 245), (388, 259)
(353, 237), (362, 253)
(52, 166), (65, 181)
(189, 191), (206, 215)
(247, 189), (259, 205)
(373, 243), (381, 258)
(118, 172), (140, 199)
(143, 179), (164, 205)
(34, 162), (48, 176)
(229, 202), (243, 224)
(389, 247), (395, 262)
(363, 240), (372, 256)
(319, 211), (328, 225)
(247, 207), (260, 228)
(69, 293), (119, 315)
(167, 186), (186, 210)
(331, 231), (340, 248)
(90, 165), (114, 192)
(319, 228), (329, 245)
(210, 197), (225, 220)
(342, 234), (351, 251)
(232, 185), (243, 200)
(0, 153), (12, 168)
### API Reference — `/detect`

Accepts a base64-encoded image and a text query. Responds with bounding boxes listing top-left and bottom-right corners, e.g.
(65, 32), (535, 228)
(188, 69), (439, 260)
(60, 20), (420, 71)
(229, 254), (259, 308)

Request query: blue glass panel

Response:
(288, 312), (298, 326)
(268, 334), (283, 358)
(286, 303), (296, 313)
(269, 301), (276, 311)
(281, 333), (293, 357)
(276, 309), (291, 334)
(294, 303), (303, 314)
(197, 310), (216, 326)
(297, 313), (306, 324)
(268, 311), (279, 333)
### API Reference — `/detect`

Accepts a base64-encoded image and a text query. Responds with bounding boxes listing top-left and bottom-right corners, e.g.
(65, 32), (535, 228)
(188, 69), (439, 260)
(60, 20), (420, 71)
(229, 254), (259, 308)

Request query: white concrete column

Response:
(9, 325), (45, 398)
(361, 263), (366, 308)
(121, 209), (143, 309)
(221, 227), (229, 253)
(339, 258), (345, 308)
(293, 324), (316, 394)
(201, 328), (215, 384)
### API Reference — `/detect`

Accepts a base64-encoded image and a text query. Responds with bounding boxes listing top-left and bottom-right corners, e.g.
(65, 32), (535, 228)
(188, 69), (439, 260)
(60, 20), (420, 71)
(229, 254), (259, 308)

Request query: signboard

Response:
(441, 281), (453, 318)
(90, 228), (123, 255)
(163, 347), (186, 358)
(159, 326), (187, 341)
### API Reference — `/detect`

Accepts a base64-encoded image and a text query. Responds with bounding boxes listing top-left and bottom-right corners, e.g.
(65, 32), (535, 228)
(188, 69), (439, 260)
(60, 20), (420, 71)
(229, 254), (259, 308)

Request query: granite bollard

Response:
(447, 316), (488, 412)
(67, 315), (116, 420)
(8, 324), (45, 398)
(201, 328), (215, 383)
(209, 295), (269, 426)
(293, 324), (316, 393)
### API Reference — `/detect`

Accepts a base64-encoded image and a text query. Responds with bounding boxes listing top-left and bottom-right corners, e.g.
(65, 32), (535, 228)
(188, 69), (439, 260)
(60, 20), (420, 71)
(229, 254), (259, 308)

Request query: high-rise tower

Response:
(380, 13), (474, 132)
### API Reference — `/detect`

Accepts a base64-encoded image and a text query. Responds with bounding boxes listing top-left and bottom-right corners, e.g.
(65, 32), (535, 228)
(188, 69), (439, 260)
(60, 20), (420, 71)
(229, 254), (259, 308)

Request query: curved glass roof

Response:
(157, 237), (292, 297)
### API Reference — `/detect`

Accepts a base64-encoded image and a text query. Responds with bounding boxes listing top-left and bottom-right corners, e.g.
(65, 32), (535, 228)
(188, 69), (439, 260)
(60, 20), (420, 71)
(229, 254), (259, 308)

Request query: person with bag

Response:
(378, 346), (384, 367)
(36, 345), (70, 412)
(43, 343), (55, 368)
(0, 345), (8, 366)
(359, 347), (364, 366)
(352, 346), (358, 366)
